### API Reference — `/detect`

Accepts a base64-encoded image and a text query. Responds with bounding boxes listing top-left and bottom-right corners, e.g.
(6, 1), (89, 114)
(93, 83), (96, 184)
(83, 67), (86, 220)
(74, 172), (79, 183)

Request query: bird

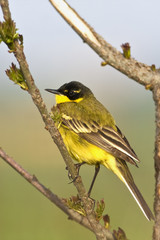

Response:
(45, 81), (154, 221)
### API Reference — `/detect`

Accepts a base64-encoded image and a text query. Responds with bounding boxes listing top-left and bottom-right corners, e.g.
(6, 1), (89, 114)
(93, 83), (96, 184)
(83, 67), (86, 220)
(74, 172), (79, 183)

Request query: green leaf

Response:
(6, 63), (28, 90)
(62, 195), (86, 216)
(0, 19), (23, 50)
(151, 64), (156, 71)
(121, 42), (131, 59)
(95, 199), (105, 221)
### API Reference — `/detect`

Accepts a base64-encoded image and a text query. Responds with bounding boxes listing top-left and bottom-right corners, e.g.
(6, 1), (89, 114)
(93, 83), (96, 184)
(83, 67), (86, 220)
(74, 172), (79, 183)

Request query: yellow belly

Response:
(59, 126), (124, 182)
(59, 126), (109, 163)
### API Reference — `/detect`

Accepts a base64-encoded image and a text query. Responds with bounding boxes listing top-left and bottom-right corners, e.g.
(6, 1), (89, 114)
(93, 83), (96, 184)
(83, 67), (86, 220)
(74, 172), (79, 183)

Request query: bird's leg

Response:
(66, 162), (85, 183)
(88, 164), (100, 197)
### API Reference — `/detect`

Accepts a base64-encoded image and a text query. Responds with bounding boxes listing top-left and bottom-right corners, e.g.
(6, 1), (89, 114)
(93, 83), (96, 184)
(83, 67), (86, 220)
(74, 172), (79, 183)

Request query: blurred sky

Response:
(0, 1), (160, 240)
(1, 0), (160, 100)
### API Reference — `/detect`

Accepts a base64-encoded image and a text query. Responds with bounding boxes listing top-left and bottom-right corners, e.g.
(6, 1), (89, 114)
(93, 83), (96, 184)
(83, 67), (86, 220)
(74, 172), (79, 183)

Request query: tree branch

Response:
(0, 147), (93, 232)
(0, 0), (11, 21)
(48, 1), (160, 239)
(49, 0), (160, 88)
(0, 0), (115, 239)
(1, 0), (159, 239)
(0, 0), (85, 198)
(152, 84), (160, 240)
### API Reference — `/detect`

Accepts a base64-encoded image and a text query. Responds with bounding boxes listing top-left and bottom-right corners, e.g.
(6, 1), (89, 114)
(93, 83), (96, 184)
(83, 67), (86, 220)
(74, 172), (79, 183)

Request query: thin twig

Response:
(49, 1), (160, 239)
(49, 0), (160, 88)
(0, 147), (93, 231)
(152, 84), (160, 240)
(0, 0), (86, 198)
(0, 1), (114, 239)
(0, 0), (11, 21)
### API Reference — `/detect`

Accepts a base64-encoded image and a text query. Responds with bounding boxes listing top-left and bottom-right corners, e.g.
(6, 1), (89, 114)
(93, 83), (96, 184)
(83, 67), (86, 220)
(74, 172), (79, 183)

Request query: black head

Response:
(46, 81), (93, 101)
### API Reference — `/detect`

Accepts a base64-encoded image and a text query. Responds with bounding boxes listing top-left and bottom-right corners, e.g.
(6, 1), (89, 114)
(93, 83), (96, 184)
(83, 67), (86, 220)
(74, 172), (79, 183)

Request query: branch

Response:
(1, 0), (159, 239)
(152, 84), (160, 240)
(0, 1), (114, 239)
(49, 0), (160, 88)
(49, 1), (160, 239)
(0, 147), (93, 232)
(0, 0), (85, 197)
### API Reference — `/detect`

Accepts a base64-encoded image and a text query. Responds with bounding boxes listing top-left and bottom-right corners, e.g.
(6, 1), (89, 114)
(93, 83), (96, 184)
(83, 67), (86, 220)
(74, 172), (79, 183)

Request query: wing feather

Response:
(62, 116), (139, 166)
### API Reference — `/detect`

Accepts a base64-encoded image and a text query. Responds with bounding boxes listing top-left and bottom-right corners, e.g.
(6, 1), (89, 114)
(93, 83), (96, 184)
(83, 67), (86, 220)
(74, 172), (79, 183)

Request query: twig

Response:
(0, 147), (93, 231)
(48, 1), (160, 239)
(152, 84), (160, 240)
(0, 0), (11, 21)
(0, 0), (86, 198)
(49, 0), (160, 88)
(0, 1), (114, 239)
(1, 0), (159, 239)
(0, 145), (114, 240)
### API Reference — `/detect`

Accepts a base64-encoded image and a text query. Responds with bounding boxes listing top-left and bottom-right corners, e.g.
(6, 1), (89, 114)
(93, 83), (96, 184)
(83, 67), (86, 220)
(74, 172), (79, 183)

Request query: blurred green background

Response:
(0, 0), (159, 239)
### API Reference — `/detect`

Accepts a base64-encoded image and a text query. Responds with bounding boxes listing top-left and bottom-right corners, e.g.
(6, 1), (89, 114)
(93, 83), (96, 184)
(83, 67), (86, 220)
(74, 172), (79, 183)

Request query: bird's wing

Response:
(62, 116), (139, 166)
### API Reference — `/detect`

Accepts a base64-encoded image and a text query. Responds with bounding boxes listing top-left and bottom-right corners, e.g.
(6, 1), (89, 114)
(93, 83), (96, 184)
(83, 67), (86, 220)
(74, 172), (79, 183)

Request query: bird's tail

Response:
(103, 159), (154, 220)
(120, 171), (154, 220)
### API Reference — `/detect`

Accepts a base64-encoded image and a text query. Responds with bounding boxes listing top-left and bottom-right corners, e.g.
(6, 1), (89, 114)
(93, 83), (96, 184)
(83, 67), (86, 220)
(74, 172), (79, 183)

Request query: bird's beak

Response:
(45, 89), (61, 95)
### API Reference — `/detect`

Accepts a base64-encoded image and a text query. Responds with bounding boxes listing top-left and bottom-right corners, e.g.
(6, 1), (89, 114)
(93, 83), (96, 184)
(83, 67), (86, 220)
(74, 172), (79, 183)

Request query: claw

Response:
(66, 162), (86, 183)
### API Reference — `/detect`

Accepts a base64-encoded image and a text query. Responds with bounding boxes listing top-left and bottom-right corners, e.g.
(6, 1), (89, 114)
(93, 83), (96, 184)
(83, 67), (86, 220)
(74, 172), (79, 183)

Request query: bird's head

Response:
(45, 81), (93, 104)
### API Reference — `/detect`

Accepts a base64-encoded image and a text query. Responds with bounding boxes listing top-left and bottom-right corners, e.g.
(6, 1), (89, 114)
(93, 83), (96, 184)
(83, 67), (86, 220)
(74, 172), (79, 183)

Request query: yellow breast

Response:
(59, 124), (124, 182)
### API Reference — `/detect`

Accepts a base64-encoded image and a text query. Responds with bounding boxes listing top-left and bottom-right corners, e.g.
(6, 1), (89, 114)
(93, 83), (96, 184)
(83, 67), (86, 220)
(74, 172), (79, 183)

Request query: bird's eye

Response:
(69, 90), (76, 97)
(68, 89), (81, 100)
